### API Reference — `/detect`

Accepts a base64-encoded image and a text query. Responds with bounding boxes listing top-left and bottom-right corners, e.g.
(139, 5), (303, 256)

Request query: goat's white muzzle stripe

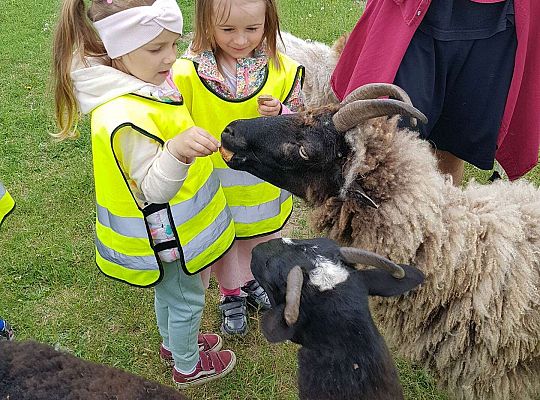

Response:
(93, 0), (183, 59)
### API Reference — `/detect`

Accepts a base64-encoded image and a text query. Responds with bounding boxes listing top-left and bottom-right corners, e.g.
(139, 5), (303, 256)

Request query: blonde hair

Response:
(191, 0), (282, 69)
(52, 0), (155, 140)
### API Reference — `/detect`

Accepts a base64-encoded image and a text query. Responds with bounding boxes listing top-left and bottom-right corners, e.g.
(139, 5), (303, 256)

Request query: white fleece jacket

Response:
(72, 57), (191, 205)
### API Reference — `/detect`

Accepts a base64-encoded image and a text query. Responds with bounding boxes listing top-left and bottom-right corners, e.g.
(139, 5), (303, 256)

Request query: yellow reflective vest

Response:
(172, 53), (304, 238)
(91, 94), (235, 287)
(0, 182), (15, 227)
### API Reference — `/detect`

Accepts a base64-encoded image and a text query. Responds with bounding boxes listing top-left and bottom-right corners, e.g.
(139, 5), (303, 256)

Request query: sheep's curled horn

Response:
(339, 247), (406, 279)
(340, 83), (414, 106)
(283, 249), (406, 326)
(332, 83), (428, 132)
(284, 266), (304, 326)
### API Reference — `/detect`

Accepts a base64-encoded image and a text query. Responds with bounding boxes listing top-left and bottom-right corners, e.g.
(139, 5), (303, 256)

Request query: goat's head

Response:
(251, 237), (424, 345)
(221, 84), (427, 206)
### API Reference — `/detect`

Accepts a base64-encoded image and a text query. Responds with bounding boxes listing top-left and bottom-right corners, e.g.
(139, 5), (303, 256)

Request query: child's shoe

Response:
(0, 319), (14, 341)
(219, 295), (248, 336)
(160, 333), (223, 366)
(173, 350), (236, 387)
(241, 279), (271, 311)
(197, 332), (223, 352)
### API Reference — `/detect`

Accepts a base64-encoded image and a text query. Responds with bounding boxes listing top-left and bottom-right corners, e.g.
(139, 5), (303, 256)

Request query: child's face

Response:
(212, 0), (266, 62)
(115, 29), (180, 85)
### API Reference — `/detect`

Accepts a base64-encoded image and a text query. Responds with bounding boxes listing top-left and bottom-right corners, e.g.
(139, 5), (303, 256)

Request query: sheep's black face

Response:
(251, 237), (346, 306)
(251, 237), (425, 347)
(221, 108), (346, 200)
(251, 237), (358, 345)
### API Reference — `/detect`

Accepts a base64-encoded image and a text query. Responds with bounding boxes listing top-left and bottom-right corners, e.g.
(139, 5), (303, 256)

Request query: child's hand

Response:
(169, 126), (220, 163)
(257, 95), (282, 116)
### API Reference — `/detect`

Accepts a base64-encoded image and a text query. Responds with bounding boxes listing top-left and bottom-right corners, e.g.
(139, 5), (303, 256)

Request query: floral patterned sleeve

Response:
(283, 72), (305, 112)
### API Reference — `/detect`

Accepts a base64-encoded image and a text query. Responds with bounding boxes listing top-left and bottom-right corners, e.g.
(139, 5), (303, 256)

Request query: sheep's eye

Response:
(299, 146), (309, 160)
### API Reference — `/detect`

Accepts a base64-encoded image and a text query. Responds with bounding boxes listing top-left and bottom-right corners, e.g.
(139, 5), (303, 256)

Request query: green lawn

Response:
(0, 0), (538, 399)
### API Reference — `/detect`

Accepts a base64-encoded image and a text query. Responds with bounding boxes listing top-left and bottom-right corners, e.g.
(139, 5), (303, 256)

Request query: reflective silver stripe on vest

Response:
(169, 173), (221, 225)
(0, 183), (6, 197)
(95, 236), (158, 270)
(95, 172), (227, 269)
(215, 168), (264, 188)
(96, 173), (221, 239)
(230, 190), (291, 224)
(97, 205), (148, 238)
(181, 204), (233, 263)
(95, 202), (232, 270)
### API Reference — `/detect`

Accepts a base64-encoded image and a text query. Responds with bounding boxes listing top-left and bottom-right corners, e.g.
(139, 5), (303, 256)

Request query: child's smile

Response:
(213, 0), (266, 66)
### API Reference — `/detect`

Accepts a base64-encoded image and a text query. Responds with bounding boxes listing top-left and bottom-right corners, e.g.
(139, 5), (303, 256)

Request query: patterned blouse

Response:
(183, 45), (305, 112)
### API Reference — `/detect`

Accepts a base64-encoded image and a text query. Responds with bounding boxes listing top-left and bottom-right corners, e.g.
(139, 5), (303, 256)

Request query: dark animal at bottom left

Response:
(0, 340), (189, 400)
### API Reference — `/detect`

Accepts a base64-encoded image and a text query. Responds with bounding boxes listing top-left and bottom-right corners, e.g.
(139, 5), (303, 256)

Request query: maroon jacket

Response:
(331, 0), (540, 180)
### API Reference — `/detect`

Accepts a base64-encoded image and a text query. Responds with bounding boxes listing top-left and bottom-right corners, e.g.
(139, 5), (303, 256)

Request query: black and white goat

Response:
(251, 237), (424, 400)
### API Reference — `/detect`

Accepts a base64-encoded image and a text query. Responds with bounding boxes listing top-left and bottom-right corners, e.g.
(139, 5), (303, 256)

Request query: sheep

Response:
(251, 236), (424, 400)
(0, 340), (189, 400)
(218, 83), (540, 400)
(278, 31), (344, 108)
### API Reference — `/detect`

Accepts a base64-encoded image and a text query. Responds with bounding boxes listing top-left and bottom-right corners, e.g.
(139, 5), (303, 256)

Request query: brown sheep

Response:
(0, 340), (188, 400)
(218, 83), (540, 400)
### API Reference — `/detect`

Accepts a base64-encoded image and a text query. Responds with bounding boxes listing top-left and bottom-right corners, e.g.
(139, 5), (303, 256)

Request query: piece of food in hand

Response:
(257, 94), (274, 105)
(220, 146), (234, 162)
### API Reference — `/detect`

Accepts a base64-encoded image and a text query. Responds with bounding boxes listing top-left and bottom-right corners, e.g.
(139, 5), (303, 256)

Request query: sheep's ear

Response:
(359, 264), (424, 297)
(260, 304), (296, 343)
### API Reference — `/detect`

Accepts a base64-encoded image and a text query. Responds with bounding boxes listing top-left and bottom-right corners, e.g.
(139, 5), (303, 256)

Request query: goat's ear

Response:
(260, 304), (296, 343)
(359, 264), (424, 297)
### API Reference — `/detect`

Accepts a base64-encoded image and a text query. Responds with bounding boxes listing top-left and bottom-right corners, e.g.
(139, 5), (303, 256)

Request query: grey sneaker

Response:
(219, 296), (248, 336)
(242, 279), (271, 311)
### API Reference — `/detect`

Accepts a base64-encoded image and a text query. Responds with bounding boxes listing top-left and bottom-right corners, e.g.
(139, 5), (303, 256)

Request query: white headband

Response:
(93, 0), (183, 59)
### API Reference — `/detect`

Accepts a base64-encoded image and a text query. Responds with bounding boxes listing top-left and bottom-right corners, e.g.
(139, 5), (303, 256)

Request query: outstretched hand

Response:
(169, 126), (220, 163)
(258, 95), (282, 116)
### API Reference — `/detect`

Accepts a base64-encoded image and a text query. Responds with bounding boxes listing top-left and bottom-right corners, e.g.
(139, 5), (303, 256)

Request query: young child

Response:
(172, 0), (305, 336)
(52, 0), (237, 387)
(0, 181), (15, 227)
(1, 183), (16, 341)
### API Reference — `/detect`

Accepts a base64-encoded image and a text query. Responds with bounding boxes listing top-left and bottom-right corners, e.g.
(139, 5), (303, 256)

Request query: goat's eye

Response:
(299, 146), (309, 160)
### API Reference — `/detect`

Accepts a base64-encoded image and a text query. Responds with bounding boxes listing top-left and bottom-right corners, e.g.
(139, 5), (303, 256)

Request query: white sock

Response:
(175, 364), (197, 375)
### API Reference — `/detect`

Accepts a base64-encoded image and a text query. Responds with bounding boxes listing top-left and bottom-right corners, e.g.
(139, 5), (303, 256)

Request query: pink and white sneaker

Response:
(172, 349), (236, 387)
(160, 333), (223, 367)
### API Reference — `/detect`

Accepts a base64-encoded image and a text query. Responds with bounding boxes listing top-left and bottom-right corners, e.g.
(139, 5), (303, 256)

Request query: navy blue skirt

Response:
(394, 24), (517, 170)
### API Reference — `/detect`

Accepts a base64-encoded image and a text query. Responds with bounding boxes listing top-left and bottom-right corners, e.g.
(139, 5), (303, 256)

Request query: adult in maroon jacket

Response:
(331, 0), (539, 184)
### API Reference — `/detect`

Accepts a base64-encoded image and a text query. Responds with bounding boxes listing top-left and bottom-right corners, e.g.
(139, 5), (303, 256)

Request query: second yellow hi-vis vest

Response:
(173, 53), (304, 238)
(0, 182), (15, 227)
(91, 94), (235, 287)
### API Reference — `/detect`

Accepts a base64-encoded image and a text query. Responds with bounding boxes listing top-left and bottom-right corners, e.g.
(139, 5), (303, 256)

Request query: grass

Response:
(0, 0), (538, 399)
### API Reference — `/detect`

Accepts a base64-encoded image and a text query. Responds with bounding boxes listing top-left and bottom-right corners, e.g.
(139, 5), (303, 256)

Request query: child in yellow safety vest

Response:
(0, 181), (15, 228)
(1, 182), (15, 340)
(173, 0), (305, 337)
(52, 0), (236, 387)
